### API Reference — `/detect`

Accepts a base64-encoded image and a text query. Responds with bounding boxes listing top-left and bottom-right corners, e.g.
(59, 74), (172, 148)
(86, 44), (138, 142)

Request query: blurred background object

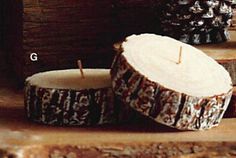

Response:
(0, 0), (162, 83)
(231, 1), (236, 28)
(159, 0), (234, 44)
(2, 0), (117, 83)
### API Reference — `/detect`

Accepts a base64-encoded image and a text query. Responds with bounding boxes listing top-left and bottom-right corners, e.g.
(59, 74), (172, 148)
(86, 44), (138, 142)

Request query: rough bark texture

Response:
(111, 48), (233, 130)
(25, 82), (115, 126)
(25, 80), (120, 126)
(24, 79), (141, 126)
(160, 0), (233, 44)
(2, 142), (236, 158)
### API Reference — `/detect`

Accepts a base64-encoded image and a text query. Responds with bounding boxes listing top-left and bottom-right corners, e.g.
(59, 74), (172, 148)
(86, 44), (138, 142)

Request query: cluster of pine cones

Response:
(158, 0), (234, 44)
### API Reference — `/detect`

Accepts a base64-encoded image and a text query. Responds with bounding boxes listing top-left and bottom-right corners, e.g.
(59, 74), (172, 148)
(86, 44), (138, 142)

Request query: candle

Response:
(25, 69), (117, 126)
(111, 34), (233, 130)
(159, 0), (233, 44)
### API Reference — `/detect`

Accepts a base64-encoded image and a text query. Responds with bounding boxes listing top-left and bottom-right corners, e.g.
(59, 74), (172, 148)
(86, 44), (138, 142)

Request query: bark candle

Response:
(25, 69), (116, 126)
(111, 34), (233, 130)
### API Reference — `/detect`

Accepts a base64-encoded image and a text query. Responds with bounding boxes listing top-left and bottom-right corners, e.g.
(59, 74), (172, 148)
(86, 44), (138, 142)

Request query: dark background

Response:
(0, 0), (23, 75)
(0, 1), (6, 71)
(0, 1), (5, 51)
(0, 0), (161, 84)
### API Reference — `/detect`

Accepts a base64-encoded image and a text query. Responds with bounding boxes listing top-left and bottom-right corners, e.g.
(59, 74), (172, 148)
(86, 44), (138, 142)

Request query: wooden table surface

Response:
(1, 32), (236, 158)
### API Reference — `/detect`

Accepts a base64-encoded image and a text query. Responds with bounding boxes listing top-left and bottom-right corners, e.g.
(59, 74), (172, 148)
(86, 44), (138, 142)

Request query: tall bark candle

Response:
(25, 69), (117, 126)
(111, 34), (233, 130)
(159, 0), (233, 44)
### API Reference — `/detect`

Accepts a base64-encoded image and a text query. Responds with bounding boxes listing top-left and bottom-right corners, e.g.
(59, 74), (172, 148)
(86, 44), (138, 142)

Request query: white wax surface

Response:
(27, 69), (111, 90)
(122, 34), (232, 97)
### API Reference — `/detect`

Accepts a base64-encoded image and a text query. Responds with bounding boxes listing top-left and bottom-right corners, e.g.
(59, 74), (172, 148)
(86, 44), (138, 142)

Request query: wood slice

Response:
(111, 34), (233, 131)
(25, 69), (123, 126)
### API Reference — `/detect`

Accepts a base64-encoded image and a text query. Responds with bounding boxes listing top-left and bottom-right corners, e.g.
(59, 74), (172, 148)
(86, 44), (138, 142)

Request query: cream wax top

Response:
(26, 69), (111, 90)
(122, 34), (232, 97)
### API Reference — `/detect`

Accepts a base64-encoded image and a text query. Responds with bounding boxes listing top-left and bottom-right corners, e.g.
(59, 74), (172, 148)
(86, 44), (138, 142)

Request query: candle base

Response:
(24, 69), (138, 126)
(111, 34), (233, 130)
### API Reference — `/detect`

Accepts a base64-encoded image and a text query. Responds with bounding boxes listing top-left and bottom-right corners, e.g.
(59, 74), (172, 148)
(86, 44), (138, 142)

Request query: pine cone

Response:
(160, 0), (233, 44)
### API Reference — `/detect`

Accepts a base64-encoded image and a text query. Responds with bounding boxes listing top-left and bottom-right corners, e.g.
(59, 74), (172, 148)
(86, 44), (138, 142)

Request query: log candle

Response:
(25, 69), (117, 126)
(160, 0), (233, 44)
(111, 34), (233, 130)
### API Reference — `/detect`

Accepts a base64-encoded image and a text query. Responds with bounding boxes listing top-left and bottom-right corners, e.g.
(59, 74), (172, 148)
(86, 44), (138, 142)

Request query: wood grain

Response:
(2, 142), (236, 158)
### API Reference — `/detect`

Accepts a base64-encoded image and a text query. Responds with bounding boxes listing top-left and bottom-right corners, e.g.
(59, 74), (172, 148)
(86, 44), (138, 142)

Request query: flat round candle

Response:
(25, 69), (117, 126)
(111, 34), (233, 130)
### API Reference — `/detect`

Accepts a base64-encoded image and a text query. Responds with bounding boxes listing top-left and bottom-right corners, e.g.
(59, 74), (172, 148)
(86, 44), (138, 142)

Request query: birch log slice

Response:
(25, 69), (118, 126)
(111, 34), (233, 130)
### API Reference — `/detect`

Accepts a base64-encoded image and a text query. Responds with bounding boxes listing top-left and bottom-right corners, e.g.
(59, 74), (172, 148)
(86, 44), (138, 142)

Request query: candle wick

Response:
(177, 46), (182, 64)
(77, 60), (85, 79)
